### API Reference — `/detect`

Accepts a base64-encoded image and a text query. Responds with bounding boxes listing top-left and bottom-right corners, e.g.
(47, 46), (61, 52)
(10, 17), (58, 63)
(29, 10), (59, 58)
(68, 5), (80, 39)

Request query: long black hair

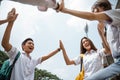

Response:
(80, 37), (97, 54)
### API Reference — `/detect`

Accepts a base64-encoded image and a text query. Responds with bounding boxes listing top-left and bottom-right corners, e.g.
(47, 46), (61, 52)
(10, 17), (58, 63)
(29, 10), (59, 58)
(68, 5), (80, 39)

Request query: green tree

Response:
(34, 68), (62, 80)
(0, 50), (9, 68)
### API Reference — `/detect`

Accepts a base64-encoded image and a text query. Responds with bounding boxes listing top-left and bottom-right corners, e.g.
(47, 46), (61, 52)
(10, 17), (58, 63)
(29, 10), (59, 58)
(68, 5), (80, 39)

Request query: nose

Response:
(30, 43), (34, 47)
(84, 41), (87, 44)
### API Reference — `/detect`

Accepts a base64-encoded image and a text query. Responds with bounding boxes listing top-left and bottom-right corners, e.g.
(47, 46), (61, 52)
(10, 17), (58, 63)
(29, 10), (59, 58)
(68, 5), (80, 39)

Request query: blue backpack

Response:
(0, 52), (20, 80)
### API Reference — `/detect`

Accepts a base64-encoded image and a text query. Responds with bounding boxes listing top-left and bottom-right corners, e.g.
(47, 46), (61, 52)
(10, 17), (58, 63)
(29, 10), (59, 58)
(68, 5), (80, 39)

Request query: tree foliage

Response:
(34, 68), (62, 80)
(0, 50), (9, 68)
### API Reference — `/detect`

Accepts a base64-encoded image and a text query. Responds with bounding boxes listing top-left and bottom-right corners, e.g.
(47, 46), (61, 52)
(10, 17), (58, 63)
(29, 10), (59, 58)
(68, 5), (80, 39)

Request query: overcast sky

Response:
(0, 0), (117, 80)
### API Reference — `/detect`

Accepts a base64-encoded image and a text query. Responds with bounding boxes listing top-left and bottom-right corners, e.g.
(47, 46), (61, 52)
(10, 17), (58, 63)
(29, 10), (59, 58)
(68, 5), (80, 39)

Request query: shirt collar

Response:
(22, 51), (31, 59)
(85, 49), (96, 55)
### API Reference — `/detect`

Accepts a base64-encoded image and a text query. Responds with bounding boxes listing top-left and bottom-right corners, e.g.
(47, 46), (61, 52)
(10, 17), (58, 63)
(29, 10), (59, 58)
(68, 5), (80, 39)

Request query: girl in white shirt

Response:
(60, 36), (111, 79)
(56, 0), (120, 79)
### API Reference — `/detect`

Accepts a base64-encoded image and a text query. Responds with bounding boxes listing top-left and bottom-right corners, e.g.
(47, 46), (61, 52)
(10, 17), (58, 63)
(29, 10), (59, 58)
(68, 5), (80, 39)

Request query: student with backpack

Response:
(1, 8), (61, 80)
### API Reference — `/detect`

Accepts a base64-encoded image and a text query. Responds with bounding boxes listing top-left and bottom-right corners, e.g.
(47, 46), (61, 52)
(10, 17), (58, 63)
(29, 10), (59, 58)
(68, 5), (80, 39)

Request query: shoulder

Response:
(7, 46), (20, 59)
(103, 9), (120, 21)
(103, 9), (120, 18)
(97, 49), (106, 57)
(104, 9), (120, 14)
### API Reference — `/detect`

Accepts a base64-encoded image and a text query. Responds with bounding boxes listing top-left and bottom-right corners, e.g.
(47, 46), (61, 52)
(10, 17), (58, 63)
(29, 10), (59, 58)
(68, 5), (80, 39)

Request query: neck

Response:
(24, 51), (30, 57)
(87, 49), (91, 53)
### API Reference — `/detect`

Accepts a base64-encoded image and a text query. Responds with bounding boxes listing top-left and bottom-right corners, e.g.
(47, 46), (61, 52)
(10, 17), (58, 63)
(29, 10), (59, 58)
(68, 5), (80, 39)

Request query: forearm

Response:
(101, 34), (110, 54)
(2, 22), (14, 51)
(41, 48), (60, 62)
(98, 28), (111, 54)
(0, 19), (8, 25)
(61, 8), (95, 20)
(62, 48), (73, 65)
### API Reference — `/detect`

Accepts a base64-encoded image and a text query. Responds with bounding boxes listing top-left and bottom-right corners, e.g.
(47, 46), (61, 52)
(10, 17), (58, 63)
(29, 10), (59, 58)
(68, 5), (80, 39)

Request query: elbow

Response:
(65, 61), (73, 65)
(1, 40), (11, 51)
(66, 63), (71, 65)
(1, 40), (6, 48)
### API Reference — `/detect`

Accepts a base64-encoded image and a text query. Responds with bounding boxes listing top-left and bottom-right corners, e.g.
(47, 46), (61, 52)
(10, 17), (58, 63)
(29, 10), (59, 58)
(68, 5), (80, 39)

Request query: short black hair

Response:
(92, 0), (112, 12)
(21, 38), (33, 50)
(22, 38), (33, 45)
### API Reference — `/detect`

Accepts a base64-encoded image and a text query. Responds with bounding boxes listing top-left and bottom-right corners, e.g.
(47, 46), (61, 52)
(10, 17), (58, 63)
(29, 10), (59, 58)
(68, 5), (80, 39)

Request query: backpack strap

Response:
(11, 51), (21, 66)
(8, 51), (21, 80)
(80, 54), (84, 72)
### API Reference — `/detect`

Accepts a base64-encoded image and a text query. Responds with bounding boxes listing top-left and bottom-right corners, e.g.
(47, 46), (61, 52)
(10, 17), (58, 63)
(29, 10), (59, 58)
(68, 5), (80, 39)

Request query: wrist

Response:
(57, 48), (61, 52)
(62, 8), (68, 13)
(54, 3), (59, 10)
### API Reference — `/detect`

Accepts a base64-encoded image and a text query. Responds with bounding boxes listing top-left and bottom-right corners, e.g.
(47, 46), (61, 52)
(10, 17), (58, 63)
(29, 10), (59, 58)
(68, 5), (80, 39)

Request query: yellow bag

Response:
(75, 54), (84, 80)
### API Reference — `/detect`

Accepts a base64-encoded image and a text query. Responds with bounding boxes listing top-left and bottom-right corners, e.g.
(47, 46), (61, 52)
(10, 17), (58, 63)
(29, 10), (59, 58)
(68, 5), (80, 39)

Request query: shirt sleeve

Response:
(98, 49), (106, 58)
(73, 56), (81, 65)
(37, 57), (42, 64)
(31, 57), (42, 67)
(6, 46), (20, 65)
(103, 9), (120, 26)
(7, 46), (19, 60)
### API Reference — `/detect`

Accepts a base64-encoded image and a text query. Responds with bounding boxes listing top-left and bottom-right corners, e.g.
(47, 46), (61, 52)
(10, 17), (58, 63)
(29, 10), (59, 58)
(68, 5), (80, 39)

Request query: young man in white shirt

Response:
(1, 8), (61, 80)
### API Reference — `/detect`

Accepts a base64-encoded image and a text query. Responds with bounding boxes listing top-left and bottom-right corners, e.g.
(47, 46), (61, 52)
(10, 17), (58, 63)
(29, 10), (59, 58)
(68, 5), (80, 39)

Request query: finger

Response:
(12, 8), (15, 12)
(10, 8), (16, 15)
(12, 8), (16, 15)
(15, 14), (18, 18)
(13, 8), (16, 15)
(56, 0), (64, 12)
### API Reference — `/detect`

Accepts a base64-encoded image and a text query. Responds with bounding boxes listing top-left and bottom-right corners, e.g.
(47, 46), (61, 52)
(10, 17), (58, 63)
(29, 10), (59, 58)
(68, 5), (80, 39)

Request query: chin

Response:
(26, 50), (32, 54)
(29, 50), (33, 53)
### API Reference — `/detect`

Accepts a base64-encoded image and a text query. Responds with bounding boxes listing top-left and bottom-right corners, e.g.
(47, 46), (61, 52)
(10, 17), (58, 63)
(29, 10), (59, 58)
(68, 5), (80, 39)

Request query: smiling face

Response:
(82, 38), (91, 51)
(80, 37), (97, 54)
(22, 38), (34, 54)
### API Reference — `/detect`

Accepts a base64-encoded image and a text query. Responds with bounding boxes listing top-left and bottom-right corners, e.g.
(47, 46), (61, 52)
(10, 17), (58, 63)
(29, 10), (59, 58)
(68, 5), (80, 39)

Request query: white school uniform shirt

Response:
(73, 49), (106, 79)
(103, 9), (120, 59)
(7, 46), (42, 80)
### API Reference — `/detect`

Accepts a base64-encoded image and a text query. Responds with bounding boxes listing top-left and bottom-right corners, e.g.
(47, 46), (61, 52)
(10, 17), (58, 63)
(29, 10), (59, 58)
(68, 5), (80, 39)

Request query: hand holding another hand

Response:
(55, 0), (65, 12)
(7, 8), (18, 22)
(59, 40), (65, 51)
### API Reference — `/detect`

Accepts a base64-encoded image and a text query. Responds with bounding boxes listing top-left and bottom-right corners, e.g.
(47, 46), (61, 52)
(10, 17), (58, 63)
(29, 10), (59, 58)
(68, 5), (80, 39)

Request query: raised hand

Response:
(7, 8), (18, 22)
(59, 40), (65, 51)
(56, 0), (65, 12)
